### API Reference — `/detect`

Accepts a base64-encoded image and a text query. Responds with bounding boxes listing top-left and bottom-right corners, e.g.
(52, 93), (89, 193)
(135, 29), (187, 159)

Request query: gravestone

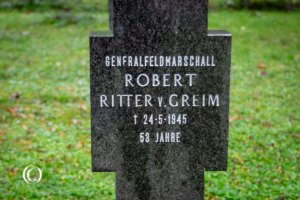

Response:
(90, 0), (231, 199)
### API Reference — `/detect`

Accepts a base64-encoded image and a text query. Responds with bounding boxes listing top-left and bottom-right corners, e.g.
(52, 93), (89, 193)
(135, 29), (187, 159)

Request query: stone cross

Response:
(90, 0), (231, 199)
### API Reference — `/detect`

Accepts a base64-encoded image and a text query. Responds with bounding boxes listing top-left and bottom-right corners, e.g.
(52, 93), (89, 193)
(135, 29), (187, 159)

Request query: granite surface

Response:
(90, 0), (231, 199)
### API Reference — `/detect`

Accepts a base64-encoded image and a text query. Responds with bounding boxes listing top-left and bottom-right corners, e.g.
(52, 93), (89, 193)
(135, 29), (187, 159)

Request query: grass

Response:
(0, 8), (299, 199)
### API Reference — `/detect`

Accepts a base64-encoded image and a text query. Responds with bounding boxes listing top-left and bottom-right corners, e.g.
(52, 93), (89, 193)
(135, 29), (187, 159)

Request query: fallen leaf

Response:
(40, 117), (46, 122)
(58, 132), (65, 137)
(18, 113), (26, 118)
(76, 141), (83, 149)
(276, 195), (287, 200)
(72, 119), (79, 125)
(10, 92), (21, 100)
(55, 62), (62, 67)
(262, 121), (272, 128)
(233, 153), (244, 164)
(6, 107), (18, 116)
(257, 63), (266, 69)
(21, 140), (31, 146)
(28, 114), (35, 119)
(0, 131), (5, 136)
(79, 102), (87, 111)
(293, 134), (300, 138)
(22, 31), (30, 36)
(273, 179), (280, 184)
(7, 167), (19, 176)
(0, 130), (5, 143)
(22, 124), (29, 132)
(260, 71), (267, 77)
(240, 26), (246, 31)
(229, 115), (243, 122)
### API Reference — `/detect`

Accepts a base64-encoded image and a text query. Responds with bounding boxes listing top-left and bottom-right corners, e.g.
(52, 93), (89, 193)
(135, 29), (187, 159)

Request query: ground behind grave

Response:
(0, 9), (299, 199)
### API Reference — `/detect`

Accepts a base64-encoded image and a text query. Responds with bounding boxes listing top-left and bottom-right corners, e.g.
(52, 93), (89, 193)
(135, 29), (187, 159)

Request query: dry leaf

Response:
(293, 134), (300, 138)
(55, 62), (62, 67)
(233, 153), (244, 164)
(0, 130), (5, 136)
(22, 31), (30, 36)
(21, 140), (31, 146)
(18, 113), (26, 118)
(22, 124), (29, 131)
(263, 121), (272, 128)
(6, 107), (18, 116)
(76, 141), (83, 149)
(229, 115), (242, 122)
(257, 63), (266, 69)
(7, 167), (19, 176)
(10, 92), (21, 100)
(260, 71), (267, 77)
(72, 119), (79, 125)
(79, 102), (87, 111)
(59, 132), (65, 137)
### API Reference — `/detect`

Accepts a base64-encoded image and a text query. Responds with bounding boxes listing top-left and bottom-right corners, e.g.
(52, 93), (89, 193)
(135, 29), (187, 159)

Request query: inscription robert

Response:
(125, 73), (197, 87)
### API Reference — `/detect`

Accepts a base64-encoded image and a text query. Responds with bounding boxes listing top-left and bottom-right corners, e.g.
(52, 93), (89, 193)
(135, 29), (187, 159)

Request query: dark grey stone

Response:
(90, 0), (231, 199)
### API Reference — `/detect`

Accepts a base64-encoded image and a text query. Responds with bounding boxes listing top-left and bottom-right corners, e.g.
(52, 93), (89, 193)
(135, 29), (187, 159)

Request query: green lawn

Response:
(0, 9), (299, 199)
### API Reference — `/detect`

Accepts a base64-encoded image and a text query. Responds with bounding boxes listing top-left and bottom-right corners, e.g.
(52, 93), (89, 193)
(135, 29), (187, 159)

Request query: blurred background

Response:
(0, 0), (299, 199)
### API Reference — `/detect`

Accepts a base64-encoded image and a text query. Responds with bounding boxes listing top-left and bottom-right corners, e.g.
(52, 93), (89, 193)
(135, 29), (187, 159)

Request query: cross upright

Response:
(90, 0), (231, 199)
